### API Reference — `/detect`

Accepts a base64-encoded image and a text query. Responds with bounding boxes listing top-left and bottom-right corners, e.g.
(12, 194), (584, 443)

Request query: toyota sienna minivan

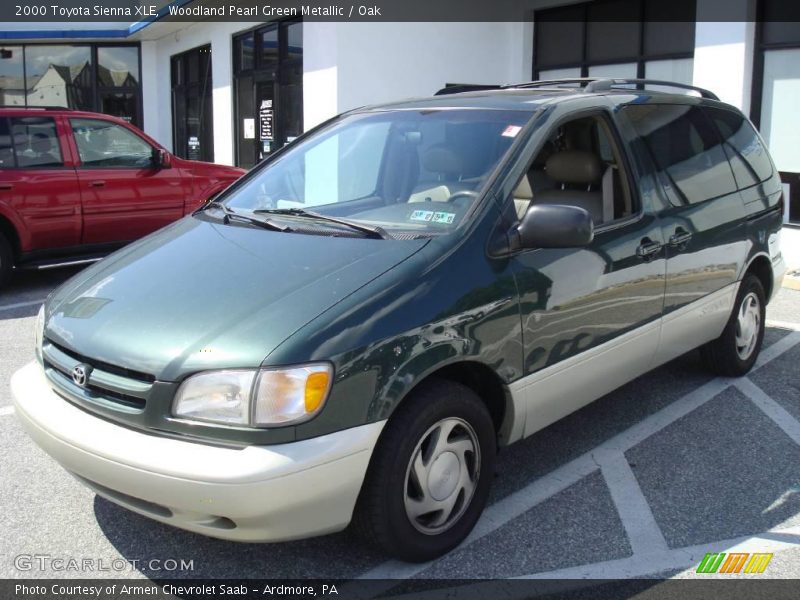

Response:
(12, 79), (785, 562)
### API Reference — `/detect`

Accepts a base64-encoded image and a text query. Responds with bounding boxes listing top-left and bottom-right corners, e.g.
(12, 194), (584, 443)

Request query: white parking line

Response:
(0, 298), (45, 312)
(766, 319), (800, 331)
(736, 378), (800, 447)
(595, 448), (668, 555)
(0, 406), (14, 416)
(516, 525), (800, 580)
(358, 329), (800, 582)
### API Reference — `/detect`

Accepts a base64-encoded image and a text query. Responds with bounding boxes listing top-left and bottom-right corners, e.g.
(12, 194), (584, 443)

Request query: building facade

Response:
(1, 0), (797, 223)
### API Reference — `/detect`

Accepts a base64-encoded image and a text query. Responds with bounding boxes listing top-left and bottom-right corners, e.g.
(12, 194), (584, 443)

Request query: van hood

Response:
(45, 216), (427, 382)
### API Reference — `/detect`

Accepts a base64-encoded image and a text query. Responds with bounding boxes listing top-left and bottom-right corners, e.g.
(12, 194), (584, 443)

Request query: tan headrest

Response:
(545, 150), (602, 185)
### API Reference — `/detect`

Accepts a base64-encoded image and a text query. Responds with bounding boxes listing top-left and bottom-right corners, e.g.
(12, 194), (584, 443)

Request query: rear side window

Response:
(0, 119), (14, 168)
(70, 118), (154, 168)
(9, 117), (63, 168)
(622, 104), (737, 205)
(705, 107), (774, 189)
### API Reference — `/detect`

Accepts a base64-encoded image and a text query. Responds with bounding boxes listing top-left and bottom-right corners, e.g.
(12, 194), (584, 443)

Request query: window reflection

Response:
(0, 44), (141, 125)
(0, 46), (24, 106)
(25, 45), (92, 109)
(98, 47), (139, 87)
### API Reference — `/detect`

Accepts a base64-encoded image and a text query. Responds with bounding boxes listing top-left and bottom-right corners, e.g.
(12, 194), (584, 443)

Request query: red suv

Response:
(0, 107), (245, 287)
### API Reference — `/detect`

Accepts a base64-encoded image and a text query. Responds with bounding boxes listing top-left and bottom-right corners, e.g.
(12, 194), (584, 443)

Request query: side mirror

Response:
(514, 204), (594, 250)
(153, 148), (172, 169)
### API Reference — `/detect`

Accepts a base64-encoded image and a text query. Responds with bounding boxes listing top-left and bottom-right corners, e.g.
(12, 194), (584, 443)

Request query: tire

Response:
(0, 232), (12, 289)
(353, 379), (496, 562)
(701, 274), (766, 377)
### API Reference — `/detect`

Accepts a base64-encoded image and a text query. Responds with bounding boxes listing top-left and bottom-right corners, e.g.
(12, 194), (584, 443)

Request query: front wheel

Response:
(701, 274), (766, 377)
(354, 379), (496, 562)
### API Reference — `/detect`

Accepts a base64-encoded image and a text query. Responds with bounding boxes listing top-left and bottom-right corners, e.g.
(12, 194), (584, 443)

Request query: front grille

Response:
(42, 339), (153, 412)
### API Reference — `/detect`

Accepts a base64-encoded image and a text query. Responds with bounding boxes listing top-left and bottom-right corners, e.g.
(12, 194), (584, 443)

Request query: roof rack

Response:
(500, 78), (719, 101)
(435, 83), (502, 96)
(584, 79), (719, 100)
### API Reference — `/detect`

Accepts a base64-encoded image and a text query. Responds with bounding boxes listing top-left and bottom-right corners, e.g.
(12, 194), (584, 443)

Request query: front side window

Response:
(705, 107), (774, 189)
(622, 104), (737, 205)
(510, 113), (635, 226)
(223, 109), (532, 234)
(70, 118), (153, 168)
(10, 117), (63, 168)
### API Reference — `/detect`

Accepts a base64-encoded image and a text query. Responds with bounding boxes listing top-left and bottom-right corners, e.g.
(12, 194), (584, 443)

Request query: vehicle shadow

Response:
(0, 267), (85, 319)
(93, 495), (385, 579)
(94, 326), (798, 580)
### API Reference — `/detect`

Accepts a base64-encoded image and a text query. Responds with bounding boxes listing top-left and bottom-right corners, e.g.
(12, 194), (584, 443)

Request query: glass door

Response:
(233, 20), (302, 169)
(171, 45), (214, 163)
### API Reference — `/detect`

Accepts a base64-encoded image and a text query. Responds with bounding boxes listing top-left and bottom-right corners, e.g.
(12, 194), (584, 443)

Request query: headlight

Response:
(172, 363), (332, 427)
(34, 305), (45, 361)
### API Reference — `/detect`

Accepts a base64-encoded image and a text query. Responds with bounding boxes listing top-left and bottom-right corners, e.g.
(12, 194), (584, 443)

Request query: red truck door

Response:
(0, 114), (82, 253)
(68, 117), (188, 245)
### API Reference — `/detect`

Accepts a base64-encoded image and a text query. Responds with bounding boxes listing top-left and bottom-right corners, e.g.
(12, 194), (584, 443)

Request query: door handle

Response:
(0, 183), (12, 190)
(89, 180), (106, 188)
(636, 238), (663, 260)
(669, 229), (693, 247)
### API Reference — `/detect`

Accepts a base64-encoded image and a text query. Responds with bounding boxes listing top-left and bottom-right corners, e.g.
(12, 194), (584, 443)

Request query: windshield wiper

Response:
(205, 201), (290, 232)
(254, 208), (390, 240)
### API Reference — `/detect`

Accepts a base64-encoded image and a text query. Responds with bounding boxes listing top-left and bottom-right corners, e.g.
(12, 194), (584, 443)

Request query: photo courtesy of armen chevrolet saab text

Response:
(11, 78), (786, 562)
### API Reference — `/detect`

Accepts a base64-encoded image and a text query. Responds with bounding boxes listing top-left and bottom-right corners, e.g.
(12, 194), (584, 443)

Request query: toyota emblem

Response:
(72, 364), (91, 387)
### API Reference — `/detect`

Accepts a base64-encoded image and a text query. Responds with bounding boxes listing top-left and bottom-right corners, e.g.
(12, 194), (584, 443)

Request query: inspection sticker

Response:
(410, 210), (434, 222)
(502, 125), (522, 138)
(431, 212), (455, 224)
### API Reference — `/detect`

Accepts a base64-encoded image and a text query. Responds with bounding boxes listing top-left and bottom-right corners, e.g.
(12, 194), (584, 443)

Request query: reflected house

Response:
(22, 61), (136, 111)
(26, 62), (92, 108)
(97, 64), (137, 88)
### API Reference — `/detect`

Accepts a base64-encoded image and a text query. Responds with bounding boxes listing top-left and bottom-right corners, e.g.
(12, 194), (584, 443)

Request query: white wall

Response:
(141, 21), (531, 165)
(331, 22), (531, 116)
(140, 21), (261, 165)
(693, 0), (756, 111)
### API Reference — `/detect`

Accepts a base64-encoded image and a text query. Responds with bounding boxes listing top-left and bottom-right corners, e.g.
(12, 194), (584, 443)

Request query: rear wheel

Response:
(354, 379), (496, 562)
(701, 274), (766, 377)
(0, 232), (12, 289)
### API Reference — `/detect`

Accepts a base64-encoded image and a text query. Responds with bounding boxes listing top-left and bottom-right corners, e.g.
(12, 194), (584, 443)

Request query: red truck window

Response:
(9, 117), (63, 168)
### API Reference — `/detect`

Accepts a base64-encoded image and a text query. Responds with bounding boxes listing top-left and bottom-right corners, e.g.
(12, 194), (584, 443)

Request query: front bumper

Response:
(12, 361), (384, 542)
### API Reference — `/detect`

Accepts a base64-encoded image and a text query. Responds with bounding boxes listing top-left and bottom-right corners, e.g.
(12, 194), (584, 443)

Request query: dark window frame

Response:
(233, 19), (303, 169)
(532, 0), (696, 80)
(0, 42), (143, 127)
(170, 44), (214, 162)
(749, 0), (800, 223)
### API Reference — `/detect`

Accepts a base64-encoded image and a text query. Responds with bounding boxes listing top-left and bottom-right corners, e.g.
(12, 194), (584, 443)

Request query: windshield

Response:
(223, 109), (532, 234)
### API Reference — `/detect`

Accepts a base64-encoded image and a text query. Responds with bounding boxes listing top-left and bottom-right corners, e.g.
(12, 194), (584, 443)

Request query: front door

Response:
(69, 117), (188, 245)
(505, 103), (666, 437)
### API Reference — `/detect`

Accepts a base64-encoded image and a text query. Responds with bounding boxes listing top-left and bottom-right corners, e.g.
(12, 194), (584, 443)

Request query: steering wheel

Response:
(445, 190), (478, 205)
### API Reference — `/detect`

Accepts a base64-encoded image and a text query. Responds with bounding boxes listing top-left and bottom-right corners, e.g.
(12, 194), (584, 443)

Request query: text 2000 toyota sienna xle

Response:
(13, 79), (785, 561)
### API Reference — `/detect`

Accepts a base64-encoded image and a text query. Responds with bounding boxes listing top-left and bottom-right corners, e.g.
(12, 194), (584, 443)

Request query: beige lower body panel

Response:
(508, 282), (739, 441)
(12, 362), (384, 543)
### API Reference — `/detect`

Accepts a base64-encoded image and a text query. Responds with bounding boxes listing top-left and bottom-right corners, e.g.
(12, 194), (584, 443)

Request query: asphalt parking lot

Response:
(2, 267), (800, 583)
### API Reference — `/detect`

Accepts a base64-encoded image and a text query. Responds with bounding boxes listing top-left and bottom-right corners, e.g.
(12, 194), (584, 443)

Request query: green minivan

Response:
(12, 79), (786, 561)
